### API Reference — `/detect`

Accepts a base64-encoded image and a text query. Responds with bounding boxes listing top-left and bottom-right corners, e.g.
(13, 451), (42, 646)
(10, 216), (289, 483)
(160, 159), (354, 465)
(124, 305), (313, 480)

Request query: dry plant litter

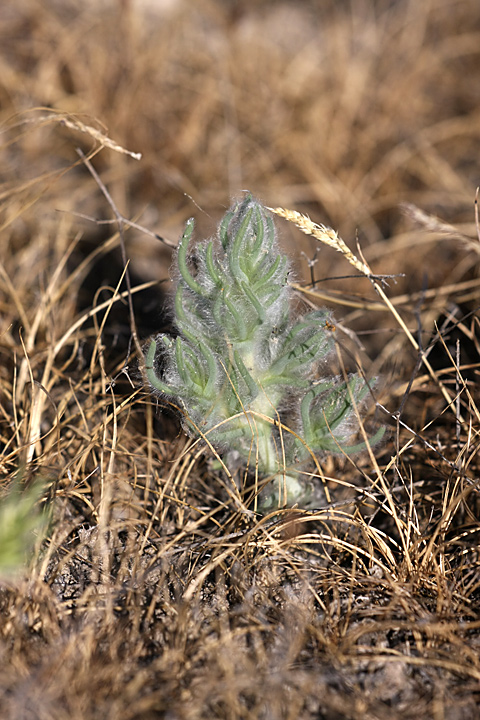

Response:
(0, 1), (480, 719)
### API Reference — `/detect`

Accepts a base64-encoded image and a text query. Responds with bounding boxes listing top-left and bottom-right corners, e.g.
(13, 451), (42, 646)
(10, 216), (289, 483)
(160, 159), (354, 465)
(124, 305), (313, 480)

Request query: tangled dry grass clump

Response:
(1, 0), (480, 718)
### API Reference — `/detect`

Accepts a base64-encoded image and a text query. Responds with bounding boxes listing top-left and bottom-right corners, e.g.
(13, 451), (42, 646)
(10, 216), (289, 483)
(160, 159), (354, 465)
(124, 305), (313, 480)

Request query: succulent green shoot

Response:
(176, 219), (207, 297)
(205, 241), (223, 288)
(145, 194), (381, 511)
(145, 339), (171, 395)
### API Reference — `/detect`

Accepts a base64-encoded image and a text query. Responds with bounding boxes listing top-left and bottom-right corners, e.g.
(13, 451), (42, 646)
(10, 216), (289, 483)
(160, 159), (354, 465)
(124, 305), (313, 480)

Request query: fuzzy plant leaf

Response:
(145, 194), (381, 512)
(0, 479), (50, 579)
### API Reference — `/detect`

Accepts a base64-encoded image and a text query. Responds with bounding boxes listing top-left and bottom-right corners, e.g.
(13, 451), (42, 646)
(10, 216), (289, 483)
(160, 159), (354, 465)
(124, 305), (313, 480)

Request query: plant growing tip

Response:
(145, 194), (381, 512)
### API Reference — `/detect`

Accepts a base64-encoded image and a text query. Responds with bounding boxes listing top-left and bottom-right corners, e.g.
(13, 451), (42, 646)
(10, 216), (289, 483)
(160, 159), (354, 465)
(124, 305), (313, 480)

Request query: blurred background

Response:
(1, 0), (480, 372)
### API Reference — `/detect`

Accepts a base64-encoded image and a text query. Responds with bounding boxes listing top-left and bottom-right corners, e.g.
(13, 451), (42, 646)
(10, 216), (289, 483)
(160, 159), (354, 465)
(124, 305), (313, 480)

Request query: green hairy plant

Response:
(0, 479), (49, 579)
(145, 194), (380, 511)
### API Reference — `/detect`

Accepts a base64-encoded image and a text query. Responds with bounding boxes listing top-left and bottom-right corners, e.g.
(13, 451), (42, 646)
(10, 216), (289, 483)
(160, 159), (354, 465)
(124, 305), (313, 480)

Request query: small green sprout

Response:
(145, 194), (381, 512)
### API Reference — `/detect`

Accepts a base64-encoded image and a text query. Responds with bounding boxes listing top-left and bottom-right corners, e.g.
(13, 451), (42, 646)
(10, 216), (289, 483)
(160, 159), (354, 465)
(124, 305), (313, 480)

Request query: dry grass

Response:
(1, 0), (480, 718)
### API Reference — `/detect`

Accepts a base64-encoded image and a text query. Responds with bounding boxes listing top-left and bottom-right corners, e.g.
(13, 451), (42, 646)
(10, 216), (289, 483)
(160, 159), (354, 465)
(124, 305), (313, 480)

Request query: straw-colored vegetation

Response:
(1, 1), (480, 718)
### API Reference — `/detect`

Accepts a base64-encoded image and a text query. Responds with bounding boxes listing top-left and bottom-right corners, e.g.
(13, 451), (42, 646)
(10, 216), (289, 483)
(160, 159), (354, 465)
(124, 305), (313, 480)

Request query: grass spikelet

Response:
(267, 205), (371, 276)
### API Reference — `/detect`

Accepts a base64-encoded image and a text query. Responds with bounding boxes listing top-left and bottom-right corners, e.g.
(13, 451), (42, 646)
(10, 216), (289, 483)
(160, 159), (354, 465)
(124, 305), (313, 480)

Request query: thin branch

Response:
(76, 148), (143, 365)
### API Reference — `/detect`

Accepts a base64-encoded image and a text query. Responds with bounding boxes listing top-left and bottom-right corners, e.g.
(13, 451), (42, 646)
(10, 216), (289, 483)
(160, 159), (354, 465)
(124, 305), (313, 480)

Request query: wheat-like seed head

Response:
(267, 205), (371, 276)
